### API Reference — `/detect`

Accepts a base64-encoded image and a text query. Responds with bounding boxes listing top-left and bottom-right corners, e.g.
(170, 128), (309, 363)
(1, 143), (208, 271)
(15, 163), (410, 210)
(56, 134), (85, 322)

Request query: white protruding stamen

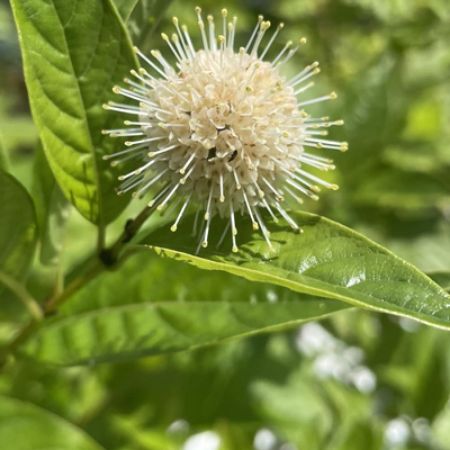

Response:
(195, 6), (209, 50)
(294, 81), (315, 96)
(205, 183), (214, 220)
(148, 144), (179, 157)
(260, 22), (284, 60)
(251, 20), (271, 57)
(118, 158), (159, 181)
(253, 207), (273, 249)
(242, 189), (259, 230)
(274, 202), (300, 231)
(272, 40), (292, 65)
(285, 186), (304, 204)
(230, 211), (238, 253)
(172, 17), (191, 59)
(216, 222), (231, 248)
(134, 169), (170, 198)
(157, 182), (181, 210)
(125, 136), (166, 147)
(296, 168), (339, 190)
(261, 197), (279, 223)
(219, 172), (225, 202)
(245, 15), (264, 52)
(298, 92), (337, 107)
(285, 177), (319, 200)
(102, 143), (148, 161)
(228, 17), (237, 50)
(161, 33), (182, 63)
(179, 152), (196, 175)
(182, 24), (197, 57)
(207, 15), (217, 51)
(171, 192), (192, 232)
(133, 46), (169, 79)
(221, 9), (228, 46)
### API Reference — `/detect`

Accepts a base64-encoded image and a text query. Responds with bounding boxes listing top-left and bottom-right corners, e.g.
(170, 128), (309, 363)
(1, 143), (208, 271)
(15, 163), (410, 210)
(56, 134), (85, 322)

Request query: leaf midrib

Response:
(50, 0), (104, 225)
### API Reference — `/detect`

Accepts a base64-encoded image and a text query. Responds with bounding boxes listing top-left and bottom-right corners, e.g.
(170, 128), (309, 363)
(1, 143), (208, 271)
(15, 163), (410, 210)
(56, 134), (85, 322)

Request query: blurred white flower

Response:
(350, 366), (377, 393)
(104, 8), (346, 252)
(254, 428), (278, 450)
(296, 322), (377, 393)
(295, 322), (339, 356)
(384, 418), (411, 448)
(183, 431), (221, 450)
(167, 418), (190, 435)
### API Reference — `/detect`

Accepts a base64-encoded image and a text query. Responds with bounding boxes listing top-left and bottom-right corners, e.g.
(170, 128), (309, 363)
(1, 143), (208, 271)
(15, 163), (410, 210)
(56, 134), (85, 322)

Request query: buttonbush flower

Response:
(103, 8), (347, 253)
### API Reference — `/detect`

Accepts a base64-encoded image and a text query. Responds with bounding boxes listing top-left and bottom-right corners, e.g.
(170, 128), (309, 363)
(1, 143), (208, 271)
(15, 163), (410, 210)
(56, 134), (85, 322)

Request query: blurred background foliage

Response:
(1, 0), (450, 448)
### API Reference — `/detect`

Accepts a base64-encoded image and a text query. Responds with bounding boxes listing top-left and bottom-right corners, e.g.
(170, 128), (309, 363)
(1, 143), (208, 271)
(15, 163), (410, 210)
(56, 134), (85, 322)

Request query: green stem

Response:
(0, 272), (43, 321)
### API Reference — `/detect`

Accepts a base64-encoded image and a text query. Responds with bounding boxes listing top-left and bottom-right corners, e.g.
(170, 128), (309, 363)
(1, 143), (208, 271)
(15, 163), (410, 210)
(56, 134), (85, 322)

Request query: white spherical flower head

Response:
(103, 8), (347, 253)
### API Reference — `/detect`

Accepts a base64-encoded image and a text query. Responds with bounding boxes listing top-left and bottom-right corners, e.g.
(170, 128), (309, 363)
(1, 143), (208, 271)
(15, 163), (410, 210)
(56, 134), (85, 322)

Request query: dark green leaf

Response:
(0, 396), (104, 450)
(352, 169), (450, 211)
(22, 298), (344, 365)
(62, 252), (344, 313)
(429, 272), (450, 292)
(32, 146), (70, 265)
(0, 170), (37, 294)
(10, 0), (136, 225)
(143, 211), (450, 330)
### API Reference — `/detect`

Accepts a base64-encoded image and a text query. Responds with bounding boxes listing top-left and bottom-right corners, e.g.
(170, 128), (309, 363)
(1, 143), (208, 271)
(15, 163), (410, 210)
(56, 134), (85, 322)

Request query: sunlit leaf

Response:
(10, 0), (136, 225)
(142, 212), (450, 330)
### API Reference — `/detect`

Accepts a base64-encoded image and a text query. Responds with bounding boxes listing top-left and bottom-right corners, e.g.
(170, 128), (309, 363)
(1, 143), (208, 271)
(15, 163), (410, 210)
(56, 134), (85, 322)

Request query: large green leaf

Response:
(10, 0), (136, 225)
(141, 212), (450, 330)
(0, 396), (103, 450)
(21, 299), (344, 366)
(61, 252), (341, 313)
(0, 170), (37, 292)
(20, 252), (346, 365)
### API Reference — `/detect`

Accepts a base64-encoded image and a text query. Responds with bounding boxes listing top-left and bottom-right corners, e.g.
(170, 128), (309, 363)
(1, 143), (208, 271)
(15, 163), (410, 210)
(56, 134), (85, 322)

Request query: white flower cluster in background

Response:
(296, 322), (377, 393)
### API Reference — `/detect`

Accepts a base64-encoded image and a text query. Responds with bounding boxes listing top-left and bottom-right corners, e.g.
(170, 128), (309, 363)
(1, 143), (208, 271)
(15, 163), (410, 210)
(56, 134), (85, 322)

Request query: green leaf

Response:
(10, 0), (136, 225)
(0, 133), (8, 171)
(32, 145), (70, 265)
(142, 212), (450, 330)
(386, 222), (450, 273)
(62, 252), (342, 313)
(21, 298), (344, 365)
(0, 170), (37, 293)
(19, 251), (345, 365)
(352, 168), (450, 211)
(113, 0), (140, 21)
(0, 395), (104, 450)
